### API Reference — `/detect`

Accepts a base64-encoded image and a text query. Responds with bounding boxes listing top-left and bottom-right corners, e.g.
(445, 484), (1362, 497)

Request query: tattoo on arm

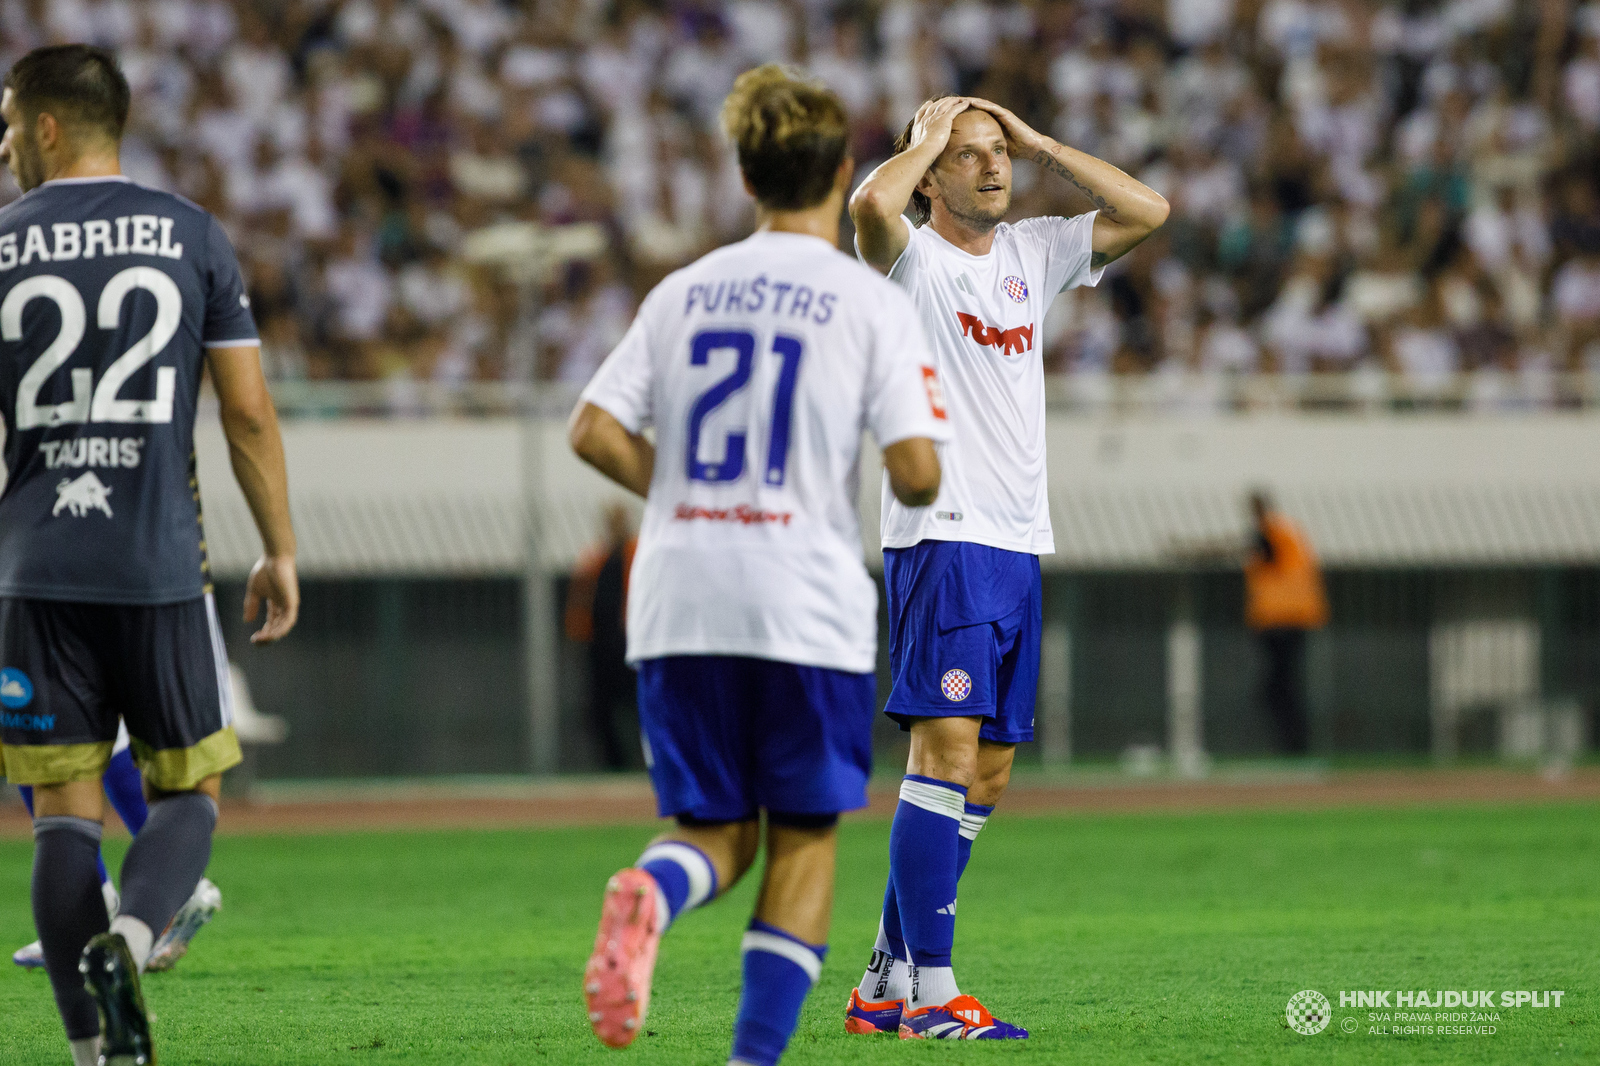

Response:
(1032, 148), (1119, 217)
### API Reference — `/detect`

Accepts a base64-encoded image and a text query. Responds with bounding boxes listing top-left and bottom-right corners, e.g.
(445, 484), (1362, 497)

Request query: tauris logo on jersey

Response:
(1002, 276), (1028, 303)
(53, 471), (114, 518)
(941, 669), (972, 701)
(41, 437), (144, 470)
(0, 668), (34, 709)
(955, 313), (1034, 356)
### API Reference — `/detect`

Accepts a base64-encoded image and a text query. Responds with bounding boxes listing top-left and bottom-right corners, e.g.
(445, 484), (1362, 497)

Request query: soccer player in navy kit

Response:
(0, 45), (299, 1066)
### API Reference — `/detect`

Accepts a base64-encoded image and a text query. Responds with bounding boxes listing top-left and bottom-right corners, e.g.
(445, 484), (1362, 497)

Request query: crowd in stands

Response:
(4, 0), (1600, 411)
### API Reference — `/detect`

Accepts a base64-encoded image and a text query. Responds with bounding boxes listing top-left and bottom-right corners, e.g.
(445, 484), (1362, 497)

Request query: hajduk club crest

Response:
(941, 669), (972, 702)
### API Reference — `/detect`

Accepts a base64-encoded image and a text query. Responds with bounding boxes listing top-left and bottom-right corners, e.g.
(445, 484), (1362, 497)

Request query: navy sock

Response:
(118, 792), (217, 942)
(636, 840), (717, 931)
(103, 747), (149, 835)
(888, 775), (966, 968)
(730, 919), (825, 1066)
(21, 782), (113, 887)
(32, 816), (109, 1040)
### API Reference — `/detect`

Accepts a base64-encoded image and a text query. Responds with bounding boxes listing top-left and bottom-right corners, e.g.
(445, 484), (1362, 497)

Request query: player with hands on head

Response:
(845, 95), (1168, 1041)
(0, 44), (298, 1066)
(569, 64), (948, 1066)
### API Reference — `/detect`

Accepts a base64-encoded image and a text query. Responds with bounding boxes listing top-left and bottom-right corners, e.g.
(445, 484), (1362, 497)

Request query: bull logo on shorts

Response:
(53, 471), (114, 518)
(941, 669), (972, 702)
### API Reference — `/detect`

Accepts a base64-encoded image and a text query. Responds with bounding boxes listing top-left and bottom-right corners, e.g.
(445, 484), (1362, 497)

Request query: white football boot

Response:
(145, 877), (221, 972)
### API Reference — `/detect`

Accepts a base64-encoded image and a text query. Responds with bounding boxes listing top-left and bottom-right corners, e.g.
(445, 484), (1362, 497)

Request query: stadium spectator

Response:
(4, 0), (1599, 410)
(564, 503), (637, 771)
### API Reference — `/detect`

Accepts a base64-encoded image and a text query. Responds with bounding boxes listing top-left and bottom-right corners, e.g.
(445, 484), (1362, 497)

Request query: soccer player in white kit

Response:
(843, 96), (1169, 1039)
(568, 66), (949, 1066)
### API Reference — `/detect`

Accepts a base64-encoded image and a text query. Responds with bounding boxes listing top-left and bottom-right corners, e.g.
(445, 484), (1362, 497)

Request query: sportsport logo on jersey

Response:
(955, 313), (1034, 356)
(53, 471), (114, 518)
(940, 669), (972, 701)
(1002, 276), (1028, 303)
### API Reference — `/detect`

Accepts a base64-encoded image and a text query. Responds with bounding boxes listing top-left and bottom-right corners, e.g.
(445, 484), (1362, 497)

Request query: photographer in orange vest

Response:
(1244, 492), (1328, 755)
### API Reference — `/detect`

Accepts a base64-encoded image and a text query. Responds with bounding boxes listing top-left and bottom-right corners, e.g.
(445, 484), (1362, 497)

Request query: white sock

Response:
(69, 1036), (100, 1066)
(858, 919), (910, 1002)
(908, 964), (960, 1010)
(102, 880), (119, 918)
(109, 915), (154, 973)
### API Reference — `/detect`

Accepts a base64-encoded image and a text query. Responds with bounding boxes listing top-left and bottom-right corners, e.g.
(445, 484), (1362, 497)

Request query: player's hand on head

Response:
(911, 96), (972, 153)
(965, 98), (1043, 156)
(244, 554), (300, 644)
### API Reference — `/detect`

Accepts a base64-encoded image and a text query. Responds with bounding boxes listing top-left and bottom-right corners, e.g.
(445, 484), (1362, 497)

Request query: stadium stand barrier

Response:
(177, 387), (1600, 779)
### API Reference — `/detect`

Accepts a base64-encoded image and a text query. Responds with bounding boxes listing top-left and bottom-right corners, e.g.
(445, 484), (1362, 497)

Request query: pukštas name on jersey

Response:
(581, 229), (950, 673)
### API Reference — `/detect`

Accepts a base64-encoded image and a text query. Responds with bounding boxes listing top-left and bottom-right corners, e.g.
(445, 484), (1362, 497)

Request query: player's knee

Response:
(907, 720), (981, 787)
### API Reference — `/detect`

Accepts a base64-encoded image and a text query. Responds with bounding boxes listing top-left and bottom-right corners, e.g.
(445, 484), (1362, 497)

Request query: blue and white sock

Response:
(889, 775), (965, 1007)
(866, 797), (993, 1004)
(636, 841), (717, 933)
(729, 919), (826, 1066)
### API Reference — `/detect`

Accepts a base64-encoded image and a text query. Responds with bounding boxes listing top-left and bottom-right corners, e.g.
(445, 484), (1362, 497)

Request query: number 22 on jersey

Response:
(686, 329), (804, 487)
(3, 266), (182, 430)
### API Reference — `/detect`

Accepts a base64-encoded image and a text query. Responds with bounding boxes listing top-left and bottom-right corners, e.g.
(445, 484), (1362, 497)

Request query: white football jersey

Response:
(581, 230), (951, 672)
(872, 213), (1101, 555)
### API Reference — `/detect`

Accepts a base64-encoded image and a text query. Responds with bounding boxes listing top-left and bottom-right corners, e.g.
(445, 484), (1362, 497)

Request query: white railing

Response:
(259, 373), (1600, 420)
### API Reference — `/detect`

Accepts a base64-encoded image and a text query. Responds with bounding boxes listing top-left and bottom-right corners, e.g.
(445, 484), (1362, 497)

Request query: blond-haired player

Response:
(570, 65), (948, 1065)
(844, 96), (1168, 1040)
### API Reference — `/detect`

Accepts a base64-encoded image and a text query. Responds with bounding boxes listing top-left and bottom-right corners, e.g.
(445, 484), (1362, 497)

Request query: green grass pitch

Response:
(1, 801), (1594, 1064)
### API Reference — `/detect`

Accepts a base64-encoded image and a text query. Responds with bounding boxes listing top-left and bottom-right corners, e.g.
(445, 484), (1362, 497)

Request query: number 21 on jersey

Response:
(686, 329), (803, 487)
(3, 266), (182, 430)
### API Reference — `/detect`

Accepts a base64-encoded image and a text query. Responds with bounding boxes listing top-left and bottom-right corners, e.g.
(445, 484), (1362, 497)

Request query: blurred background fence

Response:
(195, 385), (1600, 779)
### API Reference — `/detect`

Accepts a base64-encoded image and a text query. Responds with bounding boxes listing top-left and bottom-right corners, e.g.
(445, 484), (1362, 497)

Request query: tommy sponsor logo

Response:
(0, 667), (34, 708)
(936, 511), (963, 521)
(41, 436), (144, 470)
(53, 471), (114, 517)
(674, 503), (793, 526)
(1002, 275), (1028, 302)
(955, 312), (1034, 356)
(940, 669), (972, 701)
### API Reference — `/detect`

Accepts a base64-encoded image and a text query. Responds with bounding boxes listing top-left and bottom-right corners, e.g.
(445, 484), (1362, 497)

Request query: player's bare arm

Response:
(569, 401), (655, 497)
(882, 437), (941, 506)
(966, 98), (1169, 266)
(849, 96), (971, 274)
(208, 345), (299, 643)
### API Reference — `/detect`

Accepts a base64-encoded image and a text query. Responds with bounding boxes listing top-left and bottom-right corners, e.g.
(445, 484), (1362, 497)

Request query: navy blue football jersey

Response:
(0, 176), (258, 604)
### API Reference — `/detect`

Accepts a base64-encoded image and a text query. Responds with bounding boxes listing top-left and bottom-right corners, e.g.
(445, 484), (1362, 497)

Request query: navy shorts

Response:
(635, 655), (877, 823)
(0, 593), (241, 790)
(882, 540), (1041, 744)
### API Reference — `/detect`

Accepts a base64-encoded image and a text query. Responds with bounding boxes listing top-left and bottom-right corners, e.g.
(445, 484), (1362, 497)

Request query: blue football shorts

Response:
(635, 655), (877, 822)
(881, 540), (1041, 745)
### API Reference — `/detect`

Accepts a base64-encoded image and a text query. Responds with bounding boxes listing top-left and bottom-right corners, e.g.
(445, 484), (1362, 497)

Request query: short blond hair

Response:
(721, 64), (850, 211)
